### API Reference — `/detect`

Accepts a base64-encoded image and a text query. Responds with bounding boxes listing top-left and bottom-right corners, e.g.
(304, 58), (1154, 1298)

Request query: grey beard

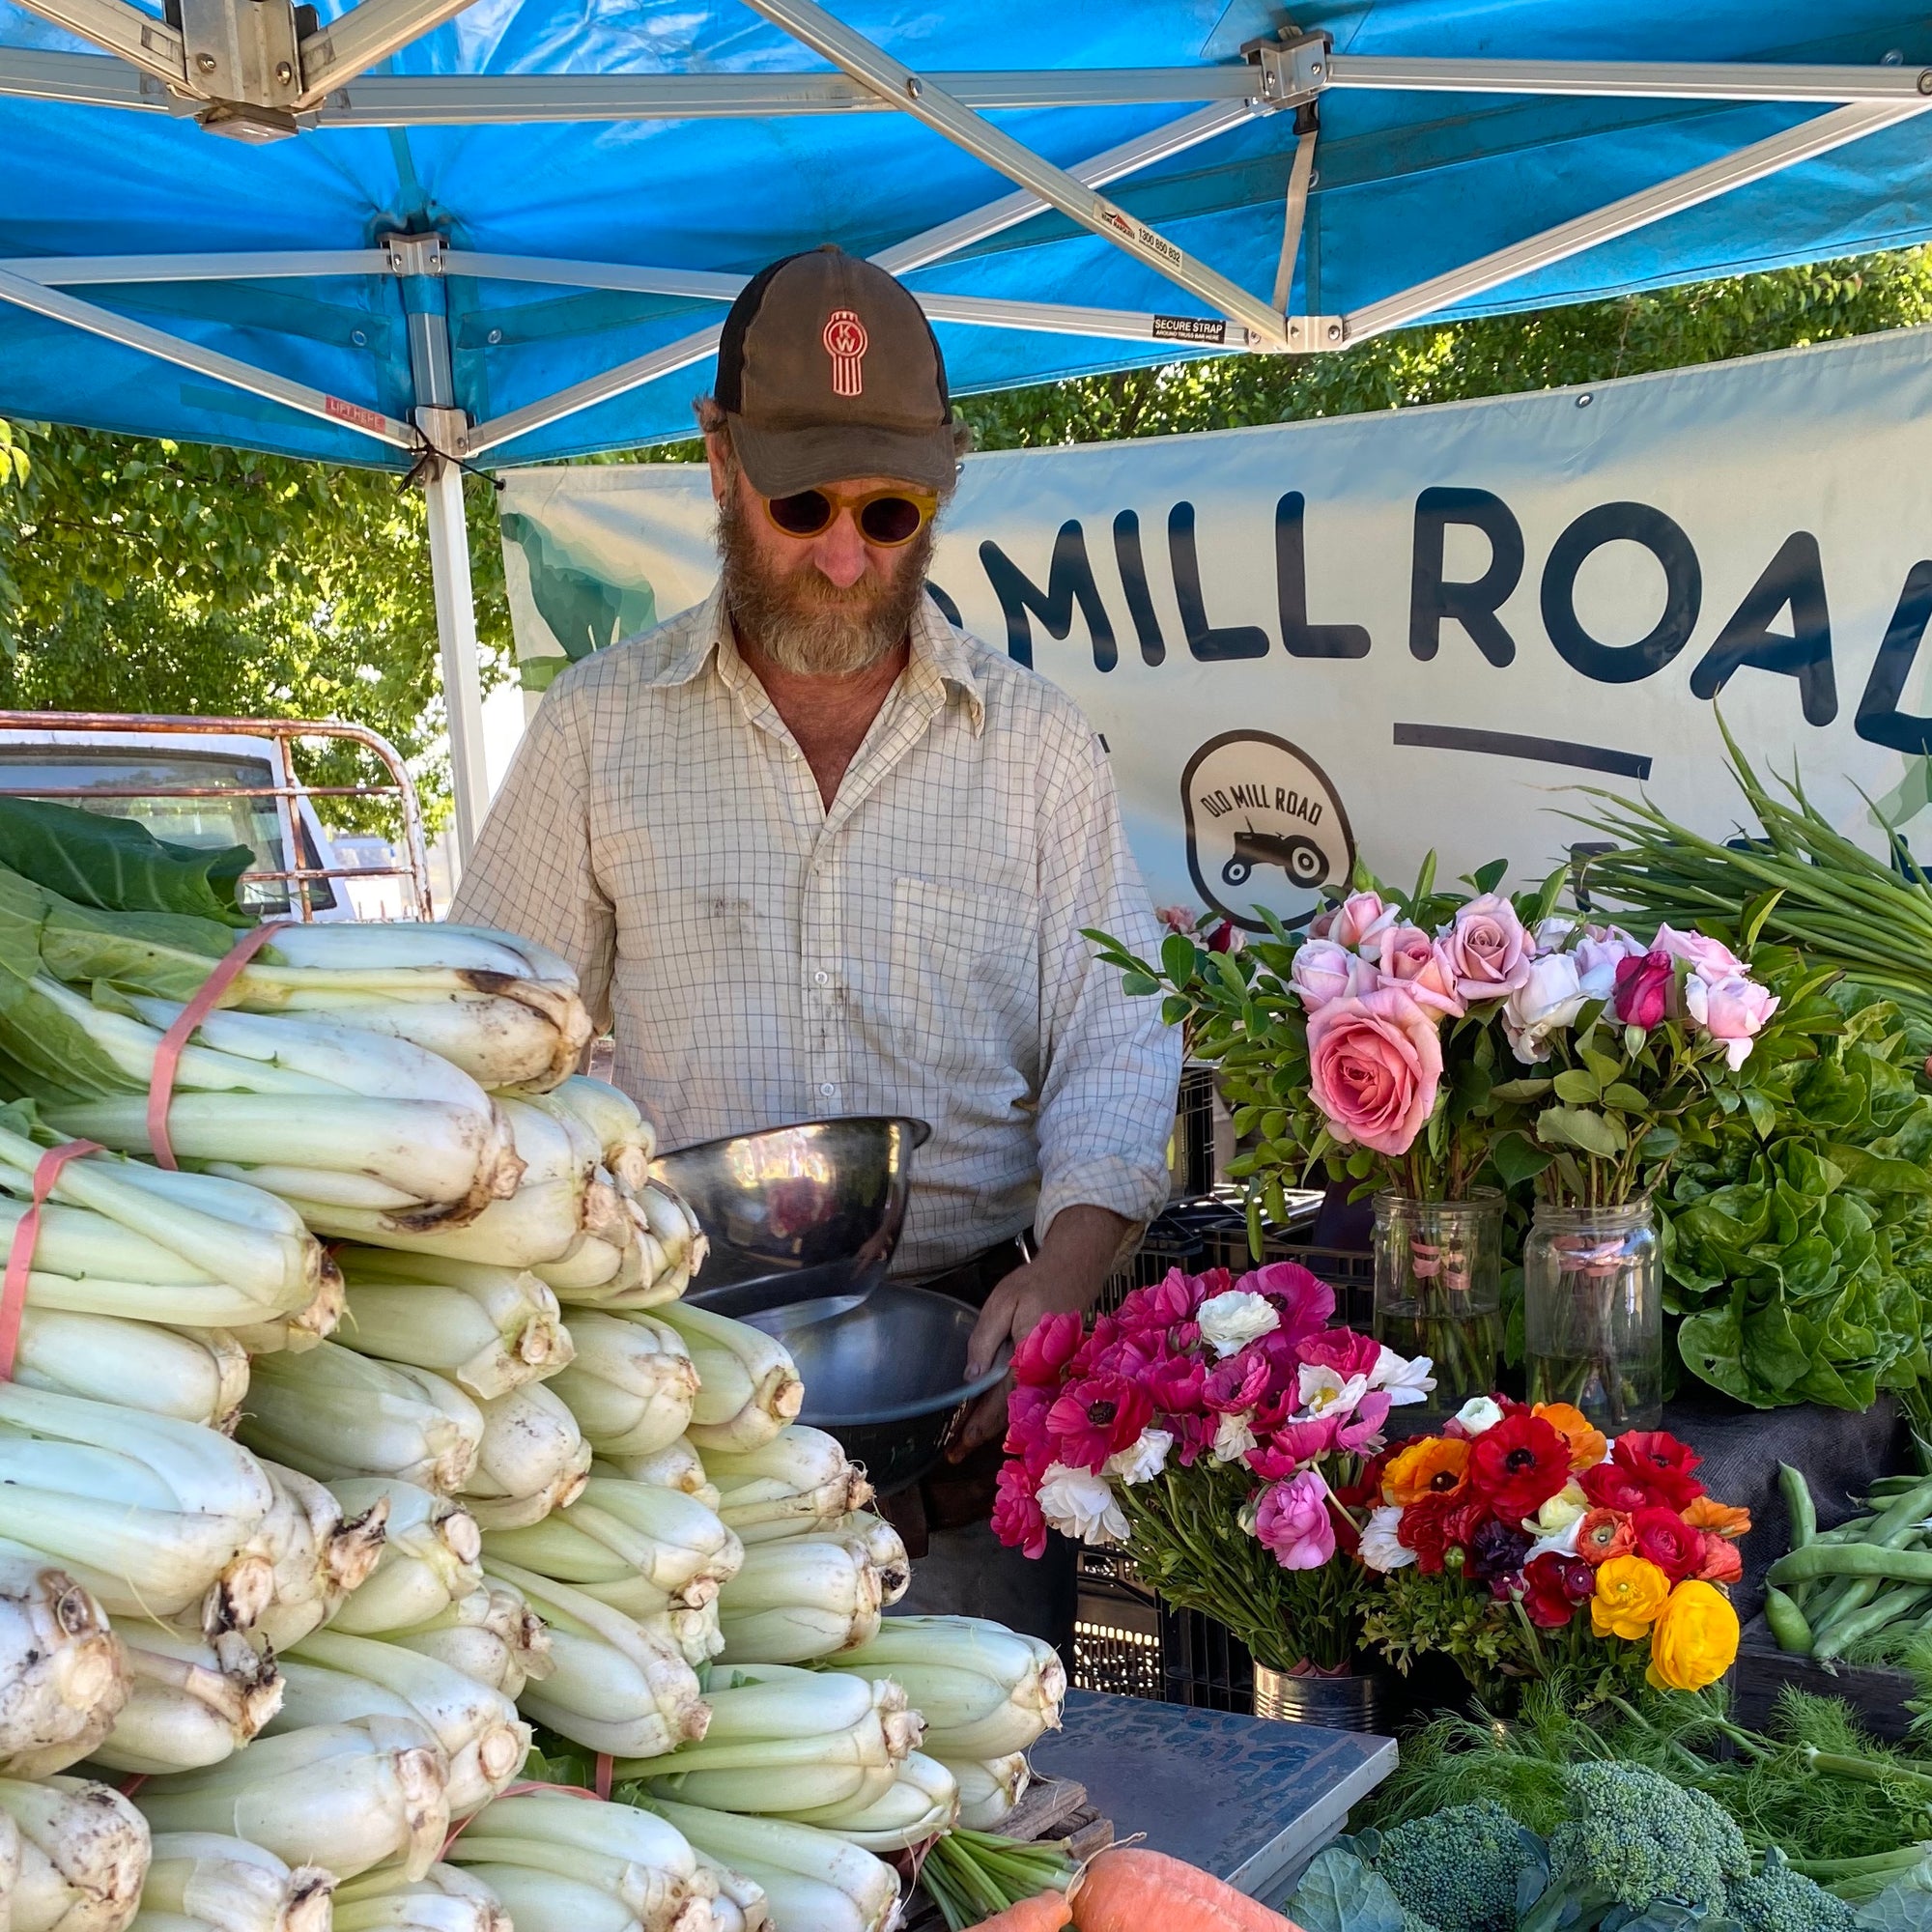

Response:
(718, 490), (934, 676)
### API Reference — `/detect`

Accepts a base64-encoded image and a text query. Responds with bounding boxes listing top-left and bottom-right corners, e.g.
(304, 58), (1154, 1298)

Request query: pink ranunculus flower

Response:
(1335, 1388), (1393, 1453)
(1655, 923), (1745, 982)
(1116, 1269), (1203, 1335)
(1247, 1418), (1338, 1477)
(1298, 1326), (1383, 1382)
(991, 1461), (1047, 1557)
(1441, 893), (1532, 1003)
(1306, 986), (1445, 1157)
(1203, 1350), (1272, 1415)
(1012, 1311), (1085, 1387)
(1503, 952), (1587, 1064)
(1323, 892), (1396, 952)
(1375, 924), (1467, 1019)
(1290, 938), (1374, 1013)
(1252, 1471), (1337, 1571)
(1612, 950), (1675, 1030)
(1684, 972), (1780, 1069)
(1239, 1262), (1337, 1342)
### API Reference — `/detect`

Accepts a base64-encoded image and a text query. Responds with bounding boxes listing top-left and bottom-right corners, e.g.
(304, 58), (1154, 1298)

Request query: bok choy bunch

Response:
(821, 1617), (1065, 1757)
(88, 1625), (281, 1776)
(381, 1582), (553, 1702)
(545, 1313), (696, 1460)
(649, 1307), (801, 1455)
(11, 1311), (248, 1433)
(1, 1774), (153, 1932)
(0, 1542), (127, 1776)
(242, 1462), (389, 1648)
(714, 1536), (885, 1664)
(457, 1382), (591, 1531)
(699, 1428), (870, 1546)
(137, 1832), (333, 1932)
(601, 1440), (719, 1509)
(326, 1481), (483, 1638)
(331, 1862), (510, 1932)
(335, 1257), (574, 1401)
(944, 1752), (1030, 1831)
(785, 1751), (959, 1850)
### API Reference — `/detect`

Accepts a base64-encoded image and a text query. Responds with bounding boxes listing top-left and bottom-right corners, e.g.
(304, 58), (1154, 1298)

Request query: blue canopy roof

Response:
(0, 0), (1930, 469)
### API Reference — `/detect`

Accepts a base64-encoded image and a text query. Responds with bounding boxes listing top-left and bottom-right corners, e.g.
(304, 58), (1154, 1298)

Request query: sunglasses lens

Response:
(767, 490), (833, 536)
(858, 496), (926, 546)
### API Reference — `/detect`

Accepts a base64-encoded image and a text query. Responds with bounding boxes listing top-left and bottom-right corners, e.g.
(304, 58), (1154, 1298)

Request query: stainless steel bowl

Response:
(745, 1283), (1011, 1494)
(649, 1117), (931, 1320)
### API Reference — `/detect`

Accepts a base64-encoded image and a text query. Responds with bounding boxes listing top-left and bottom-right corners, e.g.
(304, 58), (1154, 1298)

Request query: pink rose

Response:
(1612, 950), (1675, 1031)
(1299, 1327), (1383, 1382)
(1154, 905), (1198, 936)
(1655, 923), (1745, 982)
(1306, 987), (1445, 1157)
(1374, 924), (1466, 1019)
(1290, 939), (1374, 1012)
(1317, 892), (1395, 952)
(1685, 972), (1779, 1069)
(1441, 894), (1532, 1003)
(1253, 1471), (1337, 1571)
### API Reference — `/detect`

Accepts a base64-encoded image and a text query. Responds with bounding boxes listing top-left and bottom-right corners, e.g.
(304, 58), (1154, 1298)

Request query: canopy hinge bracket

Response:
(1283, 314), (1347, 352)
(1243, 26), (1329, 110)
(173, 0), (316, 139)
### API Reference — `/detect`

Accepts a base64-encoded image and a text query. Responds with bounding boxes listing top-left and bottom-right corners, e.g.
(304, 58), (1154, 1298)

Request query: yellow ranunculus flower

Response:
(1646, 1578), (1741, 1692)
(1590, 1554), (1673, 1640)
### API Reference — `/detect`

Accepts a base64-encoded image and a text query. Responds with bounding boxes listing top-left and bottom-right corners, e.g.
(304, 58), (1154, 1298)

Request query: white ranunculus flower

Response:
(1503, 952), (1587, 1065)
(1105, 1427), (1174, 1487)
(1456, 1395), (1506, 1435)
(1037, 1463), (1128, 1547)
(1525, 1517), (1584, 1565)
(1196, 1289), (1281, 1358)
(1211, 1411), (1259, 1464)
(1526, 1482), (1588, 1538)
(1358, 1505), (1416, 1574)
(1369, 1346), (1436, 1406)
(1298, 1363), (1370, 1418)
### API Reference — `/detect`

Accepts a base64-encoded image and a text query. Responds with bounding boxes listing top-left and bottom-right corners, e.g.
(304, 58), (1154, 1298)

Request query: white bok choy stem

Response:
(636, 1797), (898, 1932)
(297, 1181), (588, 1272)
(335, 1259), (573, 1400)
(326, 1482), (482, 1637)
(330, 1863), (510, 1932)
(537, 1078), (656, 1189)
(0, 1775), (152, 1932)
(241, 1463), (389, 1651)
(11, 1311), (248, 1433)
(597, 1442), (717, 1510)
(820, 1514), (909, 1605)
(0, 1384), (274, 1633)
(546, 1314), (696, 1459)
(87, 1626), (280, 1776)
(478, 1557), (706, 1758)
(239, 1347), (484, 1497)
(382, 1584), (552, 1702)
(780, 1751), (960, 1848)
(820, 1616), (1065, 1757)
(650, 1308), (799, 1456)
(139, 1833), (333, 1932)
(458, 1383), (591, 1531)
(131, 1716), (448, 1881)
(941, 1751), (1030, 1831)
(481, 1478), (741, 1615)
(713, 1538), (883, 1664)
(222, 1254), (345, 1358)
(274, 1630), (528, 1817)
(0, 1538), (126, 1776)
(700, 1429), (869, 1546)
(688, 1853), (766, 1932)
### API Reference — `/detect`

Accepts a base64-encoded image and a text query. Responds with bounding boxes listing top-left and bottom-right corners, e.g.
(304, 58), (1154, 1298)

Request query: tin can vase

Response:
(1251, 1662), (1385, 1733)
(1524, 1196), (1662, 1433)
(1373, 1190), (1503, 1430)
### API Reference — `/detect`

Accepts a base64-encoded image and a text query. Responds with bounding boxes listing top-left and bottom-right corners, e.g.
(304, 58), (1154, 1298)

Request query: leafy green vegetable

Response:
(1289, 1845), (1413, 1932)
(0, 793), (249, 923)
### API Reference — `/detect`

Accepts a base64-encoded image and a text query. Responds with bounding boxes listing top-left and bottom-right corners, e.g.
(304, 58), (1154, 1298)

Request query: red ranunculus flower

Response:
(1613, 1431), (1704, 1509)
(990, 1461), (1045, 1557)
(1012, 1310), (1083, 1387)
(1397, 1493), (1460, 1575)
(1468, 1412), (1572, 1522)
(1044, 1375), (1152, 1471)
(1443, 1498), (1494, 1550)
(1580, 1462), (1654, 1514)
(1523, 1553), (1578, 1629)
(1630, 1504), (1702, 1581)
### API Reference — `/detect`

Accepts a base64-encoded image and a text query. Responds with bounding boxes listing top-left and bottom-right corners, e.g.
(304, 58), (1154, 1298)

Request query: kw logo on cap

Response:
(823, 308), (868, 397)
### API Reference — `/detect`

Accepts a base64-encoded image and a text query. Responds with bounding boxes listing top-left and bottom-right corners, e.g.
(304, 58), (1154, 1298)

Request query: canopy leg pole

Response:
(1271, 102), (1319, 314)
(421, 425), (488, 871)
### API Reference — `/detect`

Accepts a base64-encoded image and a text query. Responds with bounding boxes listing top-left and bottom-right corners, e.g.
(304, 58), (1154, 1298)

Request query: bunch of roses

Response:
(1291, 889), (1781, 1158)
(1354, 1395), (1747, 1691)
(992, 1260), (1434, 1572)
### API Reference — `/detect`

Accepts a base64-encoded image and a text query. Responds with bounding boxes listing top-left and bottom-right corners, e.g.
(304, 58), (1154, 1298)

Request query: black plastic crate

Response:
(1096, 1211), (1208, 1316)
(1159, 1600), (1256, 1713)
(1169, 1064), (1220, 1199)
(1072, 1548), (1164, 1702)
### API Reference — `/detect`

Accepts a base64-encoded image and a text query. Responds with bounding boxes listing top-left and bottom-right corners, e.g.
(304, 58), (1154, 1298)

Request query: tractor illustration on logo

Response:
(1221, 824), (1328, 890)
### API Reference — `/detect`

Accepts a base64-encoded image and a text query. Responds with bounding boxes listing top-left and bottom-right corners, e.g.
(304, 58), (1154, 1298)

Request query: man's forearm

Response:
(1035, 1204), (1137, 1312)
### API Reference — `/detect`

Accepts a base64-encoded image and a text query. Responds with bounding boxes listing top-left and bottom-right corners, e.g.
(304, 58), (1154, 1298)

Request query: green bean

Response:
(1763, 1584), (1815, 1656)
(1780, 1463), (1818, 1550)
(1767, 1545), (1932, 1588)
(1813, 1584), (1931, 1662)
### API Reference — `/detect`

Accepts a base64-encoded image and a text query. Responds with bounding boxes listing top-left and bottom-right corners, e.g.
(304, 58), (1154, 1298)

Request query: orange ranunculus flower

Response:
(1647, 1578), (1741, 1691)
(1382, 1436), (1470, 1507)
(1591, 1554), (1673, 1639)
(1694, 1532), (1744, 1586)
(1682, 1496), (1752, 1540)
(1532, 1402), (1607, 1474)
(1576, 1507), (1635, 1566)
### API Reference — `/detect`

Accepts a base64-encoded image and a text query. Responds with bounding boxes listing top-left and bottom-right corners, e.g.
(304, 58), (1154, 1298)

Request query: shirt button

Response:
(819, 1082), (838, 1099)
(813, 971), (830, 986)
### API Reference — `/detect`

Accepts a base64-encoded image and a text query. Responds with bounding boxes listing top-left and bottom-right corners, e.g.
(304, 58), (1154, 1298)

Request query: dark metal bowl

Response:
(744, 1283), (1011, 1495)
(649, 1117), (931, 1320)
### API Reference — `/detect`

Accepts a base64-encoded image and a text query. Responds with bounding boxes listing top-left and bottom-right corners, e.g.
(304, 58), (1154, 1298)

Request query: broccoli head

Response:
(1726, 1848), (1857, 1932)
(1547, 1761), (1750, 1915)
(1371, 1799), (1534, 1932)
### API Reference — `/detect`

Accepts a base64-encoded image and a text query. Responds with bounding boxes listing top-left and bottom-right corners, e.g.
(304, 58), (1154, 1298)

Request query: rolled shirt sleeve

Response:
(445, 674), (617, 1035)
(1032, 722), (1183, 1244)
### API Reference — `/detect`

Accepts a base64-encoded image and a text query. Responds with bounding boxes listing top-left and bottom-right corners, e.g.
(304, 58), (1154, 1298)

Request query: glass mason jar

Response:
(1524, 1198), (1662, 1433)
(1373, 1191), (1503, 1431)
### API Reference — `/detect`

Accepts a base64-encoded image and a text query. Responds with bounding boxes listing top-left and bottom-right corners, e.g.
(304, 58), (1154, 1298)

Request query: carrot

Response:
(1070, 1848), (1303, 1932)
(965, 1894), (1074, 1932)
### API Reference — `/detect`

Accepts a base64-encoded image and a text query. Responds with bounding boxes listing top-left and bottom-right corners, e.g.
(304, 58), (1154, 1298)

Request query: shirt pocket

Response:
(887, 875), (1039, 1078)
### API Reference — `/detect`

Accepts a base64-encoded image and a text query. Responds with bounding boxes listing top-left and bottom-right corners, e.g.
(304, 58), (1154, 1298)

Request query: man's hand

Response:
(950, 1206), (1135, 1460)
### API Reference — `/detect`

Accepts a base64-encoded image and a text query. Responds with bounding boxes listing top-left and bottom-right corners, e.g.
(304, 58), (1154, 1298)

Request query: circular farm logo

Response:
(1181, 731), (1354, 932)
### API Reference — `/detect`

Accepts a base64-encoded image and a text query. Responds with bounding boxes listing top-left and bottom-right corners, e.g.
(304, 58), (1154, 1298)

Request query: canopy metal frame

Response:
(0, 5), (1925, 857)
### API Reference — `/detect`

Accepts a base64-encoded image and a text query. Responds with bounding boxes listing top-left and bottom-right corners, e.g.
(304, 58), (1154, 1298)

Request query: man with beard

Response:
(450, 246), (1178, 1639)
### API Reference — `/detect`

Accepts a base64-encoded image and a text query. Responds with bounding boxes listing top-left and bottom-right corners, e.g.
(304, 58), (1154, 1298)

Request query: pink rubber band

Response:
(146, 922), (290, 1171)
(595, 1752), (613, 1801)
(0, 1140), (102, 1382)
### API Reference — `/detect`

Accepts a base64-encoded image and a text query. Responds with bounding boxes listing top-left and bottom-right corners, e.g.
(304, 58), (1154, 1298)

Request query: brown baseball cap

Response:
(714, 245), (959, 498)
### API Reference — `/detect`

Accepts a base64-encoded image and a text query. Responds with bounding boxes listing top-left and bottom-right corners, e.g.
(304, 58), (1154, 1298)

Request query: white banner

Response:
(498, 325), (1932, 932)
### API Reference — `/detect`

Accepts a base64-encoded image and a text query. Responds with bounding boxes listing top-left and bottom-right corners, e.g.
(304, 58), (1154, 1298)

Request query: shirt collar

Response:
(668, 580), (987, 736)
